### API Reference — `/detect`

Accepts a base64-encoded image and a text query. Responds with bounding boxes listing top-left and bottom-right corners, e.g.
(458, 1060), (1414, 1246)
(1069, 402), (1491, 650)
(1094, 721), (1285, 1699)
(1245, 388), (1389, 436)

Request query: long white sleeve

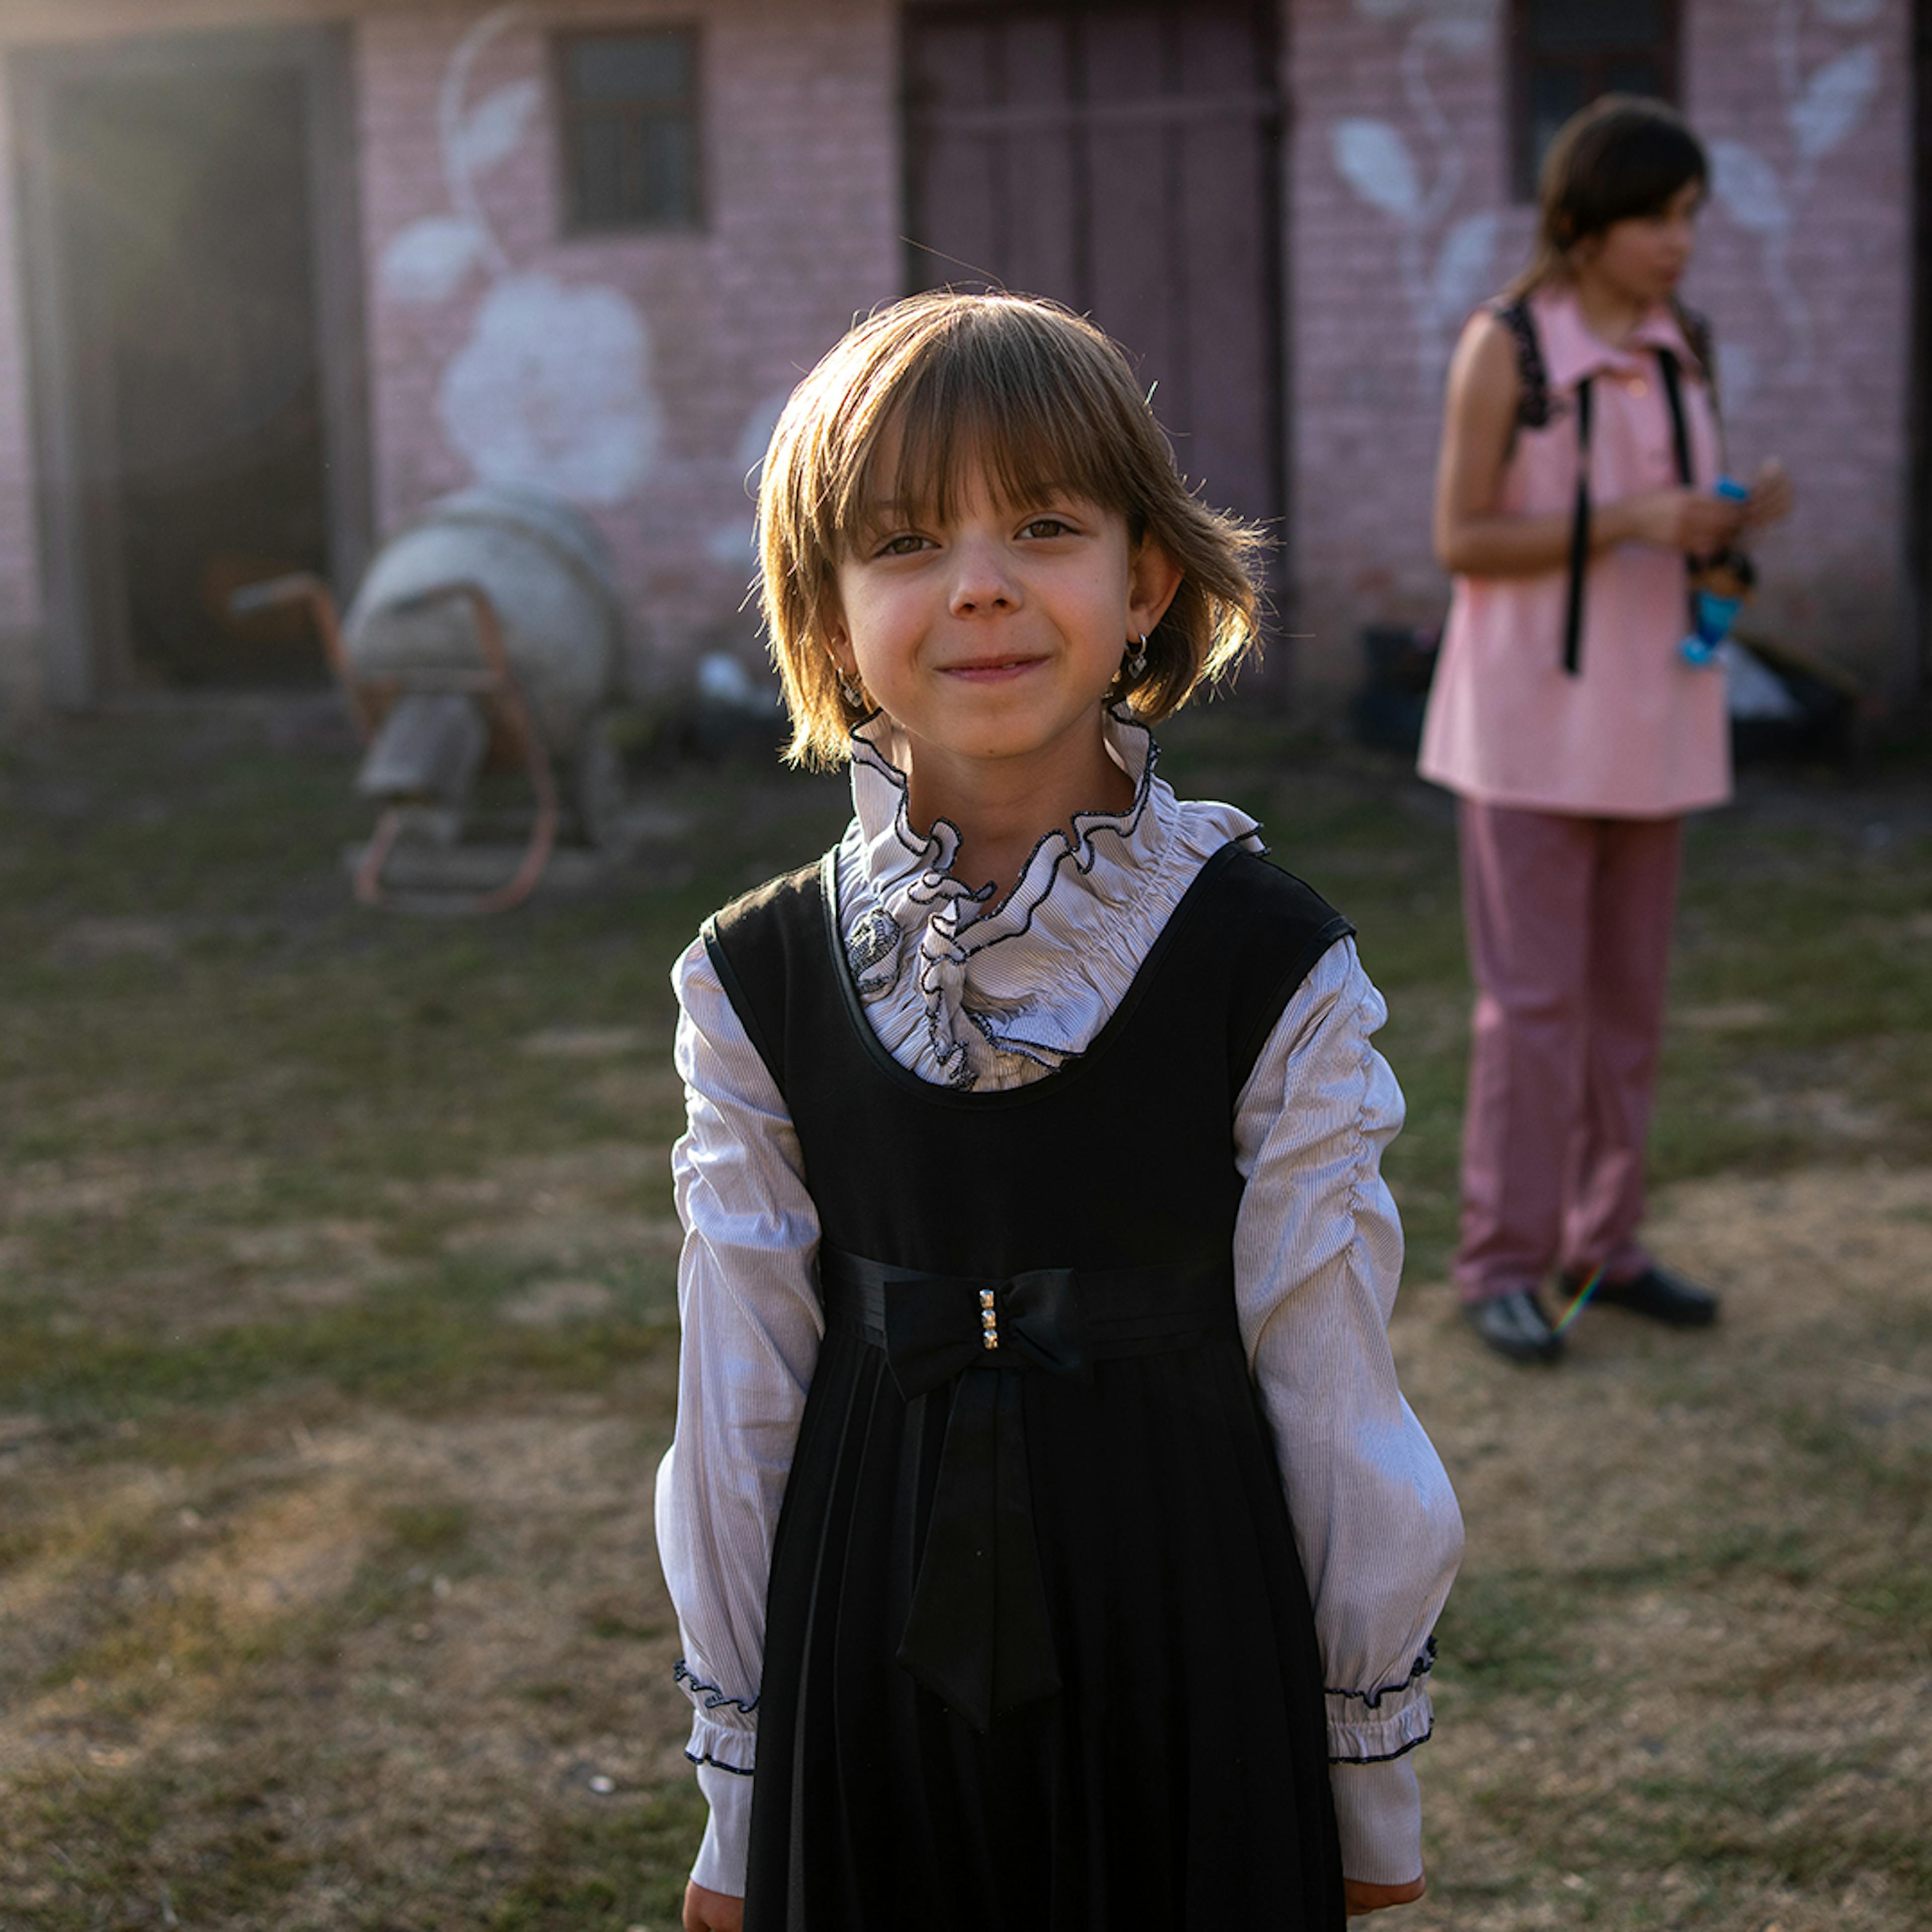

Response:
(1232, 938), (1465, 1887)
(655, 934), (823, 1893)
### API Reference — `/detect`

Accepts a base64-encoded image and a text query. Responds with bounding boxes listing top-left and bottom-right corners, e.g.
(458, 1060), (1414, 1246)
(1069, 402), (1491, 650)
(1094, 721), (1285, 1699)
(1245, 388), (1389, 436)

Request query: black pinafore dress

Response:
(703, 841), (1354, 1932)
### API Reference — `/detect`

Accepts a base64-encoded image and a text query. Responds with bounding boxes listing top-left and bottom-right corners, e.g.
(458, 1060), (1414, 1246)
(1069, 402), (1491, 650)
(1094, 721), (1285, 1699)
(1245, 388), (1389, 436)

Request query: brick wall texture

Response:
(0, 0), (1915, 709)
(1289, 0), (1913, 698)
(355, 0), (900, 688)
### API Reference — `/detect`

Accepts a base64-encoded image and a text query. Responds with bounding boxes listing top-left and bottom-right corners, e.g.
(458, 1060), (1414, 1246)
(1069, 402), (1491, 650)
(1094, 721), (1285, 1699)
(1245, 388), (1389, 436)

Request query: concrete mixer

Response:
(235, 485), (628, 913)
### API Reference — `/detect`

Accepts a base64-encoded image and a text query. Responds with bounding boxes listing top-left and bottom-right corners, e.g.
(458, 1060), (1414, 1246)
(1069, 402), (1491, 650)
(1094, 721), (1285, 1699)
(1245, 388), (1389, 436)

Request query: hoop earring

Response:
(1123, 633), (1149, 680)
(838, 670), (865, 708)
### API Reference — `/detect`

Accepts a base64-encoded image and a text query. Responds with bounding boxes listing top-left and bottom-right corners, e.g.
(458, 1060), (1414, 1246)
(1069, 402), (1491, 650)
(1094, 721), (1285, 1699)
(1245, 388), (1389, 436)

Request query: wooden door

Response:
(904, 1), (1286, 551)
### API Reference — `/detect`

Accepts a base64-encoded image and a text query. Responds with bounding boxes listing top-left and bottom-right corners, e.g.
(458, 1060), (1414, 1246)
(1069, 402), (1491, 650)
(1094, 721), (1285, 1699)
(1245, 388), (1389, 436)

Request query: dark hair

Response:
(757, 292), (1265, 767)
(1507, 95), (1708, 298)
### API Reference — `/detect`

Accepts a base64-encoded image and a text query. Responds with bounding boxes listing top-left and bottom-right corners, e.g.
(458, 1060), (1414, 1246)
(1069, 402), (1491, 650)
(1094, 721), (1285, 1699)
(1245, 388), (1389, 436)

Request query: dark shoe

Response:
(1564, 1263), (1719, 1328)
(1464, 1288), (1565, 1364)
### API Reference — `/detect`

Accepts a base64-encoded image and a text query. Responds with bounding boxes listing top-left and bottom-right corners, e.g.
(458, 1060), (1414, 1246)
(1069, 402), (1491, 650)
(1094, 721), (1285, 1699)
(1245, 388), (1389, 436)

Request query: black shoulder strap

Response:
(1562, 376), (1594, 677)
(1491, 298), (1552, 428)
(1208, 849), (1356, 1091)
(700, 859), (825, 1098)
(1654, 347), (1693, 488)
(1492, 297), (1592, 677)
(1669, 299), (1718, 411)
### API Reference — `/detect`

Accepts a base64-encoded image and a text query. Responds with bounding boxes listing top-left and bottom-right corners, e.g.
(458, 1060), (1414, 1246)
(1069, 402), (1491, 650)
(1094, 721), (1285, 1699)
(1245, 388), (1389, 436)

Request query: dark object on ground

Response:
(1464, 1287), (1565, 1364)
(1563, 1264), (1720, 1327)
(1726, 630), (1859, 764)
(683, 650), (785, 761)
(1349, 623), (1441, 755)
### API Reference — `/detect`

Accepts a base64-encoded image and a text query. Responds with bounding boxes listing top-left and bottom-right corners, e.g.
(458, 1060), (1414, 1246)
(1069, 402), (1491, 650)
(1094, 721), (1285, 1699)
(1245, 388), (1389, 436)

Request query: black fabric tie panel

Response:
(823, 1247), (1236, 1734)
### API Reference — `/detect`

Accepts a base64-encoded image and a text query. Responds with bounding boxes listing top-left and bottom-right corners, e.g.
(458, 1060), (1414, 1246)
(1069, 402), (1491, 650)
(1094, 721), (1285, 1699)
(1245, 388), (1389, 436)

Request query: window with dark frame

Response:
(555, 27), (701, 233)
(1509, 0), (1679, 201)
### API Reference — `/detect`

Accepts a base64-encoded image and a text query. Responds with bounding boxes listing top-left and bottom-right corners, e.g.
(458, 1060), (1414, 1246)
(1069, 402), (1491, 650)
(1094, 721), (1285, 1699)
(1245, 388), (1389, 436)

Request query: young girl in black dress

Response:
(657, 292), (1462, 1931)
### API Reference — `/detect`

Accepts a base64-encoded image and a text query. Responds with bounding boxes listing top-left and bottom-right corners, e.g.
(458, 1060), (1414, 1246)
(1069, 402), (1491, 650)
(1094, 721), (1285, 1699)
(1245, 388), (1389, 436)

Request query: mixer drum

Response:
(343, 485), (624, 751)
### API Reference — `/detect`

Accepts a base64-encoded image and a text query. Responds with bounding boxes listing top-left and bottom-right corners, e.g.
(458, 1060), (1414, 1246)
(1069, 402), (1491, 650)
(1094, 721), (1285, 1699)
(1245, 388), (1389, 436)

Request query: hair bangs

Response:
(837, 308), (1149, 550)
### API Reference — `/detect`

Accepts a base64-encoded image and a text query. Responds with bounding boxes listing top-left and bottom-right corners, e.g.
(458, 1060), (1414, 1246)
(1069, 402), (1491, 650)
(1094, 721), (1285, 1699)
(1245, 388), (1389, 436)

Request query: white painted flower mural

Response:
(374, 4), (662, 507)
(440, 275), (661, 504)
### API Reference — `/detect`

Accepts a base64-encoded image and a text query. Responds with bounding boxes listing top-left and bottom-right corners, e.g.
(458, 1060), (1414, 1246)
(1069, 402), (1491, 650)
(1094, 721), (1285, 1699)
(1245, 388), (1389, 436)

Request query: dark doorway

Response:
(14, 29), (370, 704)
(903, 1), (1286, 551)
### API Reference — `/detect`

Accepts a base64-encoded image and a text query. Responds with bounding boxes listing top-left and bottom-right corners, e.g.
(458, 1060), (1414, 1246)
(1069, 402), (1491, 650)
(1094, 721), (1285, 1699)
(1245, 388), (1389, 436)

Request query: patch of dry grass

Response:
(1389, 1162), (1932, 1931)
(2, 708), (1928, 1927)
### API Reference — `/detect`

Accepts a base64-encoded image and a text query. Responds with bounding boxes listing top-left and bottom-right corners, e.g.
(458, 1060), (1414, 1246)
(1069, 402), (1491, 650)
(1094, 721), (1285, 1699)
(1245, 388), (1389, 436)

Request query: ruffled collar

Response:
(836, 706), (1259, 1091)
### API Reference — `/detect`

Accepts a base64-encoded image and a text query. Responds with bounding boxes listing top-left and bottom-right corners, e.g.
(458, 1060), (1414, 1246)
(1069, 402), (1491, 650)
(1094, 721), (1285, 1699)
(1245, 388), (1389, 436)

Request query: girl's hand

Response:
(1346, 1875), (1427, 1915)
(683, 1880), (744, 1930)
(1616, 486), (1748, 556)
(1741, 458), (1795, 530)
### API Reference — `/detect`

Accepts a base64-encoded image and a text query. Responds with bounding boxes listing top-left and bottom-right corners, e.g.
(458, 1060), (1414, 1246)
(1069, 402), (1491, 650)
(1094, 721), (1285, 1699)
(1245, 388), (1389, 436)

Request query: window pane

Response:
(571, 113), (631, 227)
(637, 115), (699, 225)
(567, 32), (691, 105)
(1528, 63), (1592, 172)
(1602, 56), (1669, 99)
(559, 29), (702, 230)
(1530, 0), (1665, 52)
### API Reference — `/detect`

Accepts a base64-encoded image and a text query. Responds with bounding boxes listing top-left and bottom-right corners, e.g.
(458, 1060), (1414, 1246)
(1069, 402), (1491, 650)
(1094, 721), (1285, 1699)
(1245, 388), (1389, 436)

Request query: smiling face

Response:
(1578, 178), (1703, 306)
(827, 440), (1179, 807)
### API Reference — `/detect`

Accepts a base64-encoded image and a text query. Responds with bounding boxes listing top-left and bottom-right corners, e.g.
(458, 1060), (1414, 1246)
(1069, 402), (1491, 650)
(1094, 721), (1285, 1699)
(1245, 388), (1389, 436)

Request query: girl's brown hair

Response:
(1507, 94), (1709, 300)
(756, 291), (1266, 767)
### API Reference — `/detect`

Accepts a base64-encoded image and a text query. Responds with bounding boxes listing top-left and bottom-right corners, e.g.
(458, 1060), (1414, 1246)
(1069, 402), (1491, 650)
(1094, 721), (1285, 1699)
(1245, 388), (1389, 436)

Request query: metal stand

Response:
(231, 574), (561, 914)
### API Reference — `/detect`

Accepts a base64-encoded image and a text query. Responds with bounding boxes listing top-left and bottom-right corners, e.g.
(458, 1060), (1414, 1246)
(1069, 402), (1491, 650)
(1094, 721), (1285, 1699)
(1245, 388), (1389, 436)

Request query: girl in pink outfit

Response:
(1419, 96), (1794, 1363)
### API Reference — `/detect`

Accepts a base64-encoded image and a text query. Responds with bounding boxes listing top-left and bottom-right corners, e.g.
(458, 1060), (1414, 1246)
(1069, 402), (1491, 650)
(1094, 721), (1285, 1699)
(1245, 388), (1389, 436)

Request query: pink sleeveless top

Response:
(1417, 287), (1730, 819)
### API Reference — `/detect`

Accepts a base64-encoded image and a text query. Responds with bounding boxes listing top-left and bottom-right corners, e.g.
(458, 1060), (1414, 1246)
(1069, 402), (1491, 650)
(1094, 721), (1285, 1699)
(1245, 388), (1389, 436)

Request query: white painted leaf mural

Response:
(1332, 118), (1422, 222)
(452, 78), (542, 179)
(379, 216), (490, 306)
(1415, 0), (1498, 57)
(1430, 211), (1498, 326)
(1710, 139), (1788, 234)
(1788, 44), (1878, 160)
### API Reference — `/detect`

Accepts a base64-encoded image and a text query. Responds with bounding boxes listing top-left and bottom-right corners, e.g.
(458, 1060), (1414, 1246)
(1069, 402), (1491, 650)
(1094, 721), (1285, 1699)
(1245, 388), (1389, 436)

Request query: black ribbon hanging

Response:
(879, 1267), (1084, 1733)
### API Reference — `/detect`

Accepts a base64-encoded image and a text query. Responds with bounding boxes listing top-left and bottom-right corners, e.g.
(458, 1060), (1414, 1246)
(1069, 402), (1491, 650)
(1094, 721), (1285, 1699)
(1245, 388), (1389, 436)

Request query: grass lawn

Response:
(1, 701), (1927, 1930)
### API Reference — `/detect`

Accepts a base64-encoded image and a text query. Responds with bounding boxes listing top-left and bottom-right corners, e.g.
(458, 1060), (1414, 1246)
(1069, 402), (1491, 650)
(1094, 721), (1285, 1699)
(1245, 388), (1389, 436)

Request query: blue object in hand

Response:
(1680, 476), (1752, 667)
(1680, 591), (1742, 666)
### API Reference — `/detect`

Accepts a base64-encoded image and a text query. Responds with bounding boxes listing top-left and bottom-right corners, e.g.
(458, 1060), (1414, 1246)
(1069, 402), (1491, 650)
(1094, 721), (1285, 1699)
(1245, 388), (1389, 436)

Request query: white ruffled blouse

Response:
(656, 710), (1464, 1896)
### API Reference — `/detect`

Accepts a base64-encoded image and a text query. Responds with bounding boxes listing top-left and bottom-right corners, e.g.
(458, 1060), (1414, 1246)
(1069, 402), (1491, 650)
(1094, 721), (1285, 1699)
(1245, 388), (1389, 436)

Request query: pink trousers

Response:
(1453, 799), (1684, 1305)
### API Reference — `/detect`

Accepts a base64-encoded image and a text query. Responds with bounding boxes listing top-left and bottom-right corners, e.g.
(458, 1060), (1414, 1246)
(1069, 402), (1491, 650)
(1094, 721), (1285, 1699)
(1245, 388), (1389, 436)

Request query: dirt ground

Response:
(2, 711), (1928, 1929)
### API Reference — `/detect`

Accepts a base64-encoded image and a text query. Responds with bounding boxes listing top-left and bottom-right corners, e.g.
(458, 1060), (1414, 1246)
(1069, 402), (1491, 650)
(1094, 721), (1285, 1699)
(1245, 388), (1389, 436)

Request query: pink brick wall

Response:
(1684, 1), (1911, 687)
(0, 0), (1915, 714)
(357, 0), (902, 689)
(0, 74), (45, 706)
(1288, 0), (1913, 703)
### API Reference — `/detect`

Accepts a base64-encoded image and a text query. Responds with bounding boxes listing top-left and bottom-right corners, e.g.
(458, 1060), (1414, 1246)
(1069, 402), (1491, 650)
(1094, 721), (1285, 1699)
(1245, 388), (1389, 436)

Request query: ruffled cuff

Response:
(675, 1659), (758, 1775)
(1325, 1639), (1436, 1763)
(1330, 1755), (1424, 1888)
(691, 1760), (754, 1895)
